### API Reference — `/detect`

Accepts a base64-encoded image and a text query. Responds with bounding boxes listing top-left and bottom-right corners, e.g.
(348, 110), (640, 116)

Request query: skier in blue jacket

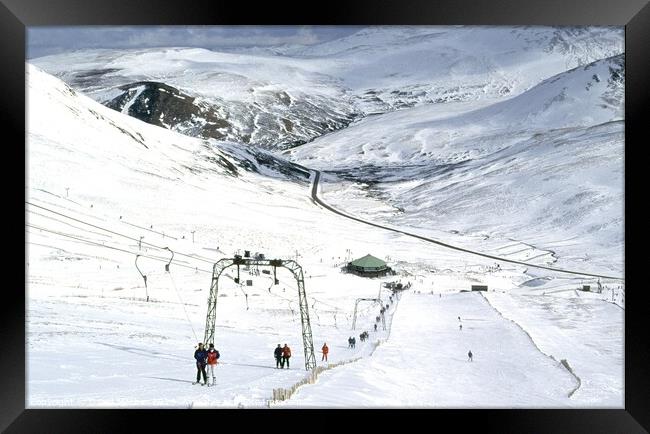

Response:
(194, 343), (208, 385)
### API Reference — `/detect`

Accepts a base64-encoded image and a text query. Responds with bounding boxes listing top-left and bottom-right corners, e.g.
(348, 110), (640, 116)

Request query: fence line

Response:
(267, 290), (404, 407)
(267, 357), (362, 406)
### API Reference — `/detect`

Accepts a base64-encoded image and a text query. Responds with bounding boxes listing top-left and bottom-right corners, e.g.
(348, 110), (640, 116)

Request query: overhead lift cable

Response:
(26, 223), (213, 275)
(26, 201), (218, 265)
(164, 247), (200, 343)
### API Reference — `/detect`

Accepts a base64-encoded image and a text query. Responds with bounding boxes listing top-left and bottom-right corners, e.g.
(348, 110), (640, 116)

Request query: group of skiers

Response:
(193, 342), (220, 386)
(189, 288), (480, 388)
(191, 291), (407, 382)
(273, 344), (292, 369)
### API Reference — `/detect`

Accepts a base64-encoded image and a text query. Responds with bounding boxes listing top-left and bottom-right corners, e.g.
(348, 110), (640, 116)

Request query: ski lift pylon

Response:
(163, 247), (174, 272)
(135, 254), (149, 302)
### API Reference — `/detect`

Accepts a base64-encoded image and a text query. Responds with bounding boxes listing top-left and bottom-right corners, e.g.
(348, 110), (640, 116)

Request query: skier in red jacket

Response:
(281, 344), (291, 369)
(206, 343), (220, 386)
(321, 343), (329, 361)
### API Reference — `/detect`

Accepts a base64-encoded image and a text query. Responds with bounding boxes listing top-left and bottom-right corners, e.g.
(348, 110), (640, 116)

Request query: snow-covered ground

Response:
(26, 26), (624, 408)
(31, 26), (623, 148)
(289, 54), (624, 277)
(274, 291), (586, 408)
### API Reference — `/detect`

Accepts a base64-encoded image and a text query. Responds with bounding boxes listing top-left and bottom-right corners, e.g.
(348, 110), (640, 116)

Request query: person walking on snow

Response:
(459, 324), (463, 331)
(468, 350), (473, 362)
(193, 343), (208, 385)
(321, 343), (329, 362)
(281, 344), (291, 369)
(206, 343), (220, 386)
(274, 344), (283, 368)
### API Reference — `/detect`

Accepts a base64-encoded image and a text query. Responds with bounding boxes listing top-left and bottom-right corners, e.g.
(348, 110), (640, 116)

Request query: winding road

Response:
(308, 169), (623, 281)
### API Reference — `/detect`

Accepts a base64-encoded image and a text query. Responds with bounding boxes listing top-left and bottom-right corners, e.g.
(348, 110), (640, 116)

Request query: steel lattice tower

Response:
(203, 257), (316, 370)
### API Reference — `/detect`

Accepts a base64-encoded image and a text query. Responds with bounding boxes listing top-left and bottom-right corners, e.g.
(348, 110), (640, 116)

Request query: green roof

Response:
(350, 254), (387, 268)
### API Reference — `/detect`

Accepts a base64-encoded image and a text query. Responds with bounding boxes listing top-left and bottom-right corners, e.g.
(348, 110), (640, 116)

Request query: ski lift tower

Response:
(204, 256), (317, 370)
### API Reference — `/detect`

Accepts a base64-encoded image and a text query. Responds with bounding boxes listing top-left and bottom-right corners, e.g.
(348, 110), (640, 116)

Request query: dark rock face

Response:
(104, 81), (360, 150)
(105, 81), (232, 140)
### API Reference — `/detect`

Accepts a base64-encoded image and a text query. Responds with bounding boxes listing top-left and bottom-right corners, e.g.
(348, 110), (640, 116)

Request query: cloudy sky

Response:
(27, 26), (365, 58)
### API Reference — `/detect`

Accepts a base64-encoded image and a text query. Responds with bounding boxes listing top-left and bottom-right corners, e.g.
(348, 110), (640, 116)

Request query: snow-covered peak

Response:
(26, 31), (624, 409)
(31, 26), (623, 150)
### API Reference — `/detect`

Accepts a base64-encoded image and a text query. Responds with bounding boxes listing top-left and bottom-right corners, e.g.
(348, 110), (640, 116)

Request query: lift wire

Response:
(28, 209), (111, 238)
(166, 262), (200, 343)
(29, 218), (357, 335)
(260, 269), (341, 314)
(28, 203), (382, 315)
(27, 203), (215, 267)
(29, 220), (202, 341)
(29, 222), (362, 330)
(26, 201), (218, 265)
(26, 223), (213, 274)
(27, 222), (184, 265)
(280, 278), (341, 312)
(121, 219), (178, 240)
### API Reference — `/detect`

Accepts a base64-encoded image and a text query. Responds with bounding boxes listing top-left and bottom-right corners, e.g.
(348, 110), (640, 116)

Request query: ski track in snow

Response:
(25, 26), (624, 408)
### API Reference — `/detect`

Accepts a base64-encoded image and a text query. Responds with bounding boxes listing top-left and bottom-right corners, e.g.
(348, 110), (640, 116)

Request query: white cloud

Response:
(27, 26), (348, 58)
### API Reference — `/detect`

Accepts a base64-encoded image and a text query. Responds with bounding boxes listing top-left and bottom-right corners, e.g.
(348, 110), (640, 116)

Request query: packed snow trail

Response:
(483, 291), (623, 406)
(273, 291), (577, 407)
(308, 169), (623, 281)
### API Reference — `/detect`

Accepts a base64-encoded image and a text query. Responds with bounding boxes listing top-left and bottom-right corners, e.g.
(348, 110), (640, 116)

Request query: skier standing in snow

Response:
(321, 343), (329, 362)
(274, 344), (283, 368)
(459, 324), (462, 331)
(281, 343), (291, 369)
(468, 350), (473, 362)
(193, 343), (208, 385)
(206, 344), (220, 386)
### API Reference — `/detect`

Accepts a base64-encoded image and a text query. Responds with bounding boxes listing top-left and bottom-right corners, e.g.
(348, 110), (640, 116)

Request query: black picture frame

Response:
(3, 0), (648, 431)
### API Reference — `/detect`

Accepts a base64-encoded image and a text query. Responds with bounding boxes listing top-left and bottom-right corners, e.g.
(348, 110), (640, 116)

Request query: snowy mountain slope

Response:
(289, 54), (624, 167)
(278, 26), (623, 112)
(289, 54), (624, 276)
(483, 291), (623, 405)
(31, 64), (585, 407)
(25, 63), (409, 406)
(31, 47), (360, 149)
(26, 28), (624, 407)
(31, 26), (623, 149)
(274, 291), (621, 407)
(446, 53), (624, 131)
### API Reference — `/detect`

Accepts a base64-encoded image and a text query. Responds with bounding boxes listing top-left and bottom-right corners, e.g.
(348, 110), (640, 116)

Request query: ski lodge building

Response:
(346, 254), (393, 277)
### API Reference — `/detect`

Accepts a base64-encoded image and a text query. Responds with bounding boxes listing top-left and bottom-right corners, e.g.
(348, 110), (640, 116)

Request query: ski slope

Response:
(26, 26), (624, 409)
(274, 291), (591, 408)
